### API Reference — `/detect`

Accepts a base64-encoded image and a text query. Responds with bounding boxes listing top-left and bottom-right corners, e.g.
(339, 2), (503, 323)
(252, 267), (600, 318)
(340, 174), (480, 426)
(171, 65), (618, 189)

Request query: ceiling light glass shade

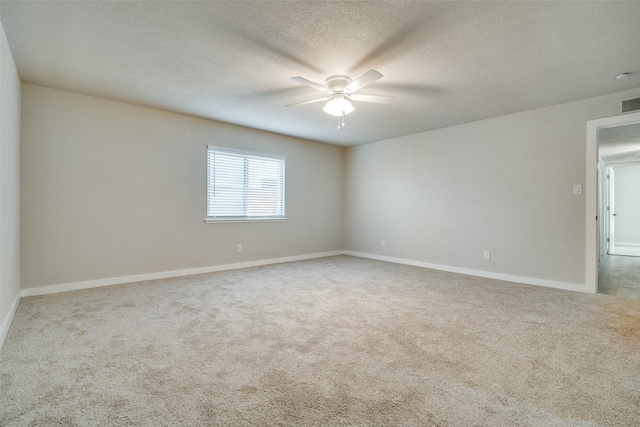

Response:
(323, 94), (355, 116)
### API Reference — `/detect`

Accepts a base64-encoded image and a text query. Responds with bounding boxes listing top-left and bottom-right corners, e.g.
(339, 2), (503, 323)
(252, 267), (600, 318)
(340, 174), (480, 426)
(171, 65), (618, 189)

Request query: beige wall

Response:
(15, 80), (640, 293)
(0, 21), (21, 338)
(20, 84), (344, 289)
(345, 87), (640, 287)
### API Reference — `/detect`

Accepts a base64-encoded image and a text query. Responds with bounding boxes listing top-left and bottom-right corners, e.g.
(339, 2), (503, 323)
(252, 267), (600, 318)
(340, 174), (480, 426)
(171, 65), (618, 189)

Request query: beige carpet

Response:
(1, 255), (639, 426)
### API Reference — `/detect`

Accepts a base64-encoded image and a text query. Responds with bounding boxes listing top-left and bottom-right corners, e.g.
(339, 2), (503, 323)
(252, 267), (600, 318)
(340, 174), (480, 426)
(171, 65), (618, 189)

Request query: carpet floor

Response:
(1, 255), (639, 426)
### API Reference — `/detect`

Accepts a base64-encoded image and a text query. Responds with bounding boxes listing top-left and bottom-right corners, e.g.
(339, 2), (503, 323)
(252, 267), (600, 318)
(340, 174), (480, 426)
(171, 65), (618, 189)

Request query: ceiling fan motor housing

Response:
(325, 75), (352, 93)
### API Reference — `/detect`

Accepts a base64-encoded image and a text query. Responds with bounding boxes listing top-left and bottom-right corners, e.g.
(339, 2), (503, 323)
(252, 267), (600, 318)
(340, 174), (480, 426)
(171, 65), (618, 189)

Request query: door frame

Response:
(586, 111), (640, 293)
(607, 166), (615, 255)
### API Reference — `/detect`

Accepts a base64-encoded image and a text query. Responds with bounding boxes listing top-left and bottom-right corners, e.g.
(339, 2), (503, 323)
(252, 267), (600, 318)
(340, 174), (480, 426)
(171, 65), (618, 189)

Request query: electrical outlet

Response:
(381, 240), (386, 247)
(483, 250), (491, 259)
(236, 244), (242, 253)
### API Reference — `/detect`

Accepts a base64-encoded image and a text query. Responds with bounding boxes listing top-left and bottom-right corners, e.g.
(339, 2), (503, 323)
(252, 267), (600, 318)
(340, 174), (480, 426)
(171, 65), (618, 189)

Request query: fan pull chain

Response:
(338, 112), (346, 129)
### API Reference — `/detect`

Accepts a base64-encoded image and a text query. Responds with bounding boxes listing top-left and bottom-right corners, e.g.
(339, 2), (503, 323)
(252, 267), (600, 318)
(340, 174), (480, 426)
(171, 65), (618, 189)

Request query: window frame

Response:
(205, 145), (286, 223)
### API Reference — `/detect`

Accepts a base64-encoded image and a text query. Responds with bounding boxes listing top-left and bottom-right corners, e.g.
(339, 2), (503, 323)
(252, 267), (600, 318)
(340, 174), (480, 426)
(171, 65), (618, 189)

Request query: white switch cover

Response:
(573, 184), (582, 195)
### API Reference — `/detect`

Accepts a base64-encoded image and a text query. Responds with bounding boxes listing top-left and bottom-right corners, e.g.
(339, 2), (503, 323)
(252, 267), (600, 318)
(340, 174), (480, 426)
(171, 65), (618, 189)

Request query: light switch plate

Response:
(573, 184), (582, 195)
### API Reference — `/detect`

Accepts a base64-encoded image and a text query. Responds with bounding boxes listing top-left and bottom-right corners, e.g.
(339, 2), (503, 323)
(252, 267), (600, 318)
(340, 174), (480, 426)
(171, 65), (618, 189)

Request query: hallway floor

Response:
(598, 254), (640, 299)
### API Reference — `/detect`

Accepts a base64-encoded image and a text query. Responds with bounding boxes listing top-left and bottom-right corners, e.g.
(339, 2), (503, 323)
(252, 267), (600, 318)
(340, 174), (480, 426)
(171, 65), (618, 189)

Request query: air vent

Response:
(619, 97), (640, 113)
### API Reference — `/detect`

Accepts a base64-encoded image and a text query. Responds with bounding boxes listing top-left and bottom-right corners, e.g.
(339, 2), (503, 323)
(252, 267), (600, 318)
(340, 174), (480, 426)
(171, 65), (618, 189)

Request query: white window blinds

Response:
(207, 146), (285, 220)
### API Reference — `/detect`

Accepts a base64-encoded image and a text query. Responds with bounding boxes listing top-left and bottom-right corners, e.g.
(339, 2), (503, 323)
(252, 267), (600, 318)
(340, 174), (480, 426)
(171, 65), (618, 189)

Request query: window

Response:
(206, 146), (285, 221)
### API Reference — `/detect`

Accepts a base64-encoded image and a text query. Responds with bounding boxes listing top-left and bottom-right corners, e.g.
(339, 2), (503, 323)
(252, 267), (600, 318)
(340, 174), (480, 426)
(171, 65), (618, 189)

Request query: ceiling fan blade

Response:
(349, 94), (396, 104)
(285, 96), (330, 107)
(344, 69), (383, 93)
(290, 77), (331, 93)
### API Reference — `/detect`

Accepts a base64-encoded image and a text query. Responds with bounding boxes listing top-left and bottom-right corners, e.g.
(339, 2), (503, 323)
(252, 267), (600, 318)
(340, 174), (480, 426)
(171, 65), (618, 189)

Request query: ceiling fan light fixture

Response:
(323, 94), (354, 117)
(289, 70), (392, 129)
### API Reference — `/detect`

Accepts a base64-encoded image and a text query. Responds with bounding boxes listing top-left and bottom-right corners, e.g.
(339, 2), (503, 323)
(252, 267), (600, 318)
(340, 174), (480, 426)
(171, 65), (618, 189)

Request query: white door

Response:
(599, 161), (608, 260)
(607, 167), (616, 254)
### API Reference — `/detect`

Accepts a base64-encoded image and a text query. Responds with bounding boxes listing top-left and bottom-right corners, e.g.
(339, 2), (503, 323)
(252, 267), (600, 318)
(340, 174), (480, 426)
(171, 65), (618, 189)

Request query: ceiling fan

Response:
(286, 69), (395, 128)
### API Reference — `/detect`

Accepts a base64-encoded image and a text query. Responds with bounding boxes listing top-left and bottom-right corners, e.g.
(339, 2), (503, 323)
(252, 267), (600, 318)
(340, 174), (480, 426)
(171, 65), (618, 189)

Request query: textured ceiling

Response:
(2, 1), (640, 147)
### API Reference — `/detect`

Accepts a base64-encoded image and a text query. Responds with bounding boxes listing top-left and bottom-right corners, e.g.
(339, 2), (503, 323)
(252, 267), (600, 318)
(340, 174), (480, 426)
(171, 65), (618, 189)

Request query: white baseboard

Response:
(1, 293), (21, 349)
(20, 251), (344, 298)
(19, 249), (592, 299)
(344, 251), (592, 294)
(615, 242), (640, 248)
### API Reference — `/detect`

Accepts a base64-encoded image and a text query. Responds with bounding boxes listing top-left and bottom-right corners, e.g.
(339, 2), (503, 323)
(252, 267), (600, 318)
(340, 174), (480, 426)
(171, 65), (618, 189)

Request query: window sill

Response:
(204, 217), (287, 224)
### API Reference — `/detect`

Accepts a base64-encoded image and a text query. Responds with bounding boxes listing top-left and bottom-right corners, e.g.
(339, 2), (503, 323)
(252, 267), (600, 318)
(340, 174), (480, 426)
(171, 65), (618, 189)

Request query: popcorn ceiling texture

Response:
(1, 256), (639, 425)
(2, 1), (640, 146)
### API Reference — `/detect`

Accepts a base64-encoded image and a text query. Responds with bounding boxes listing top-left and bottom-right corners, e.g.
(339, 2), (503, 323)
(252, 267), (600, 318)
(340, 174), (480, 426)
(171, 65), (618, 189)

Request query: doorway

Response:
(586, 112), (640, 298)
(604, 163), (640, 257)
